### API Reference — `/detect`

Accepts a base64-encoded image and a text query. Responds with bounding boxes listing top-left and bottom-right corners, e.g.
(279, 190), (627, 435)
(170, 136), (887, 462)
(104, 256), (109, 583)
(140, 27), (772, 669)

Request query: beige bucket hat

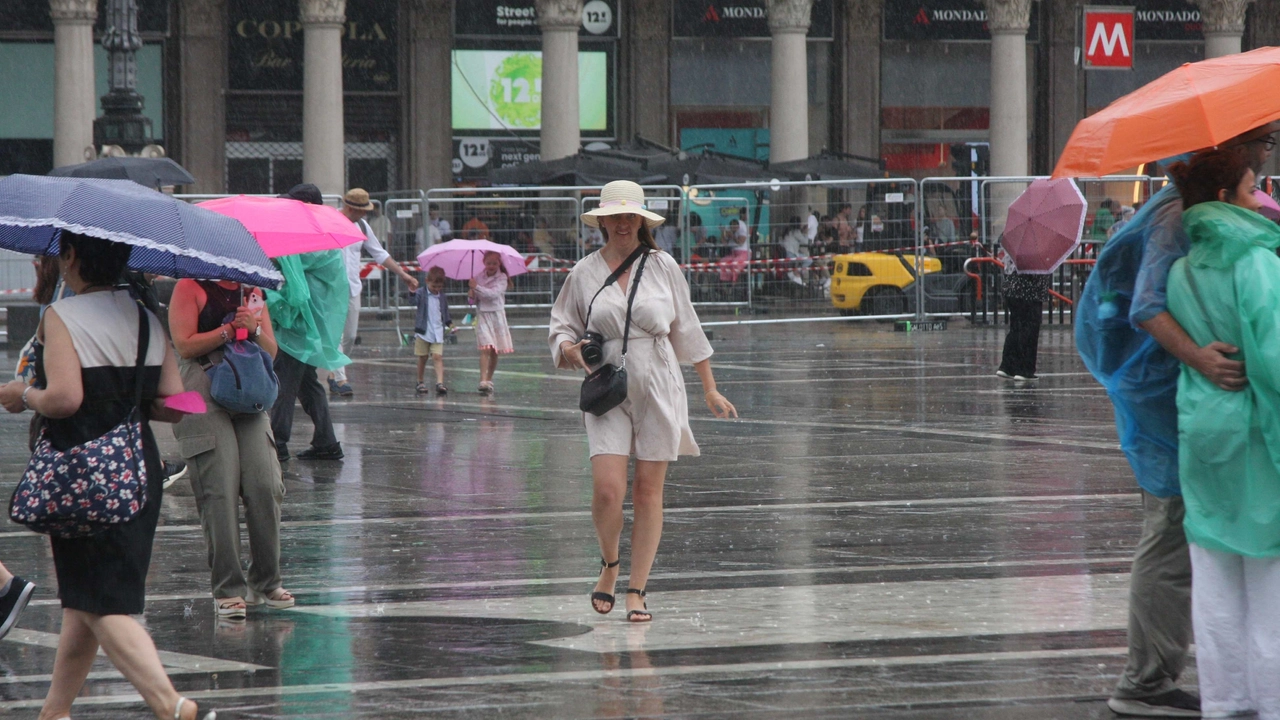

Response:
(581, 180), (665, 229)
(343, 188), (375, 211)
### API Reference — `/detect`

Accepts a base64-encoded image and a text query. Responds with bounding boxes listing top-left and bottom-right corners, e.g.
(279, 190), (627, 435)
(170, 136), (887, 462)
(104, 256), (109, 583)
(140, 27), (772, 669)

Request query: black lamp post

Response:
(93, 0), (153, 155)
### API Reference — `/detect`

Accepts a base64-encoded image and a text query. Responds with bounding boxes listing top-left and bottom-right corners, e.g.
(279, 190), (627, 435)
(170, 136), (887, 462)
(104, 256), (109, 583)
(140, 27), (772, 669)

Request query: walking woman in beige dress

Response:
(549, 181), (737, 622)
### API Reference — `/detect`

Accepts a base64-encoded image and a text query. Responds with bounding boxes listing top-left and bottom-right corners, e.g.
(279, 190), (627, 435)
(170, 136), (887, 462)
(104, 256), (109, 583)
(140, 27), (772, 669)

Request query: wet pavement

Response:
(0, 321), (1174, 718)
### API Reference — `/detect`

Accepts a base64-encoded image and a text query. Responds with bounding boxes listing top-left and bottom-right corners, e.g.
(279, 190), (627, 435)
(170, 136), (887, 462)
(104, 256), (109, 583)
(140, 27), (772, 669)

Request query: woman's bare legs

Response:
(627, 460), (668, 616)
(38, 610), (98, 720)
(589, 456), (669, 616)
(39, 609), (203, 720)
(0, 560), (12, 587)
(591, 455), (629, 610)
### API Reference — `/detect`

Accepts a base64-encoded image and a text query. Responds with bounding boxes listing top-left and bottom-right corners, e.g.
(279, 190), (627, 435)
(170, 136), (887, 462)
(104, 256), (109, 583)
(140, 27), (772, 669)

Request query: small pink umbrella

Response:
(1001, 178), (1087, 274)
(417, 239), (528, 280)
(196, 196), (365, 258)
(1254, 189), (1280, 222)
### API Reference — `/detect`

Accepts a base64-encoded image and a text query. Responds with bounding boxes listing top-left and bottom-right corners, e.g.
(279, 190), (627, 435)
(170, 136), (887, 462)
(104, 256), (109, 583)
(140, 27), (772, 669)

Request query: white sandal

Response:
(215, 598), (246, 620)
(175, 695), (216, 720)
(245, 587), (295, 609)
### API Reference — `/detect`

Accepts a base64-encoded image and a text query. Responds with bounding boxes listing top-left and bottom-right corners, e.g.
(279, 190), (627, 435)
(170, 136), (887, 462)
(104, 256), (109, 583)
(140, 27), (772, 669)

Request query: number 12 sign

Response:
(1083, 6), (1135, 70)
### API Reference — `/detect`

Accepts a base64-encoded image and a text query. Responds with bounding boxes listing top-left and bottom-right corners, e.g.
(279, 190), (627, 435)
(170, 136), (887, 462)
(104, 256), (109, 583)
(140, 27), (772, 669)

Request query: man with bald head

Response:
(1077, 122), (1276, 718)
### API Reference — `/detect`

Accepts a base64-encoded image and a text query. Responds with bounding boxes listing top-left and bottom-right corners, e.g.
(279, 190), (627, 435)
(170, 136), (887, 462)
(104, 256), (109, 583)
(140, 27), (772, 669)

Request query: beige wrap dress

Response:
(549, 250), (713, 461)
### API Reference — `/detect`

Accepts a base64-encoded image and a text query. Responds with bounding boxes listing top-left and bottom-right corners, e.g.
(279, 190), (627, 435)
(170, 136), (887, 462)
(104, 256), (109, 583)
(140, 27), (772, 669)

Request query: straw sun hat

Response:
(581, 180), (665, 229)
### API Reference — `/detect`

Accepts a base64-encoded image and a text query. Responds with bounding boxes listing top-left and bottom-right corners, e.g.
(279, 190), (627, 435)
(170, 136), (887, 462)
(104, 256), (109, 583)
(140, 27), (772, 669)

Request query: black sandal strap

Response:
(626, 588), (646, 597)
(601, 558), (620, 569)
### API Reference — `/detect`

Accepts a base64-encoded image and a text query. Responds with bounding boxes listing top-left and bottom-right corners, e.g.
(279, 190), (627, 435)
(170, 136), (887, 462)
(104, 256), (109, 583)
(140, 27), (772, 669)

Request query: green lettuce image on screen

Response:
(488, 53), (543, 129)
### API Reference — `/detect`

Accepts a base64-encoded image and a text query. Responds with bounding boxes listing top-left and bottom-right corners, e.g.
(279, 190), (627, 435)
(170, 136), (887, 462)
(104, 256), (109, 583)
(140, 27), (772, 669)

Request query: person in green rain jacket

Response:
(266, 184), (352, 462)
(1165, 149), (1280, 718)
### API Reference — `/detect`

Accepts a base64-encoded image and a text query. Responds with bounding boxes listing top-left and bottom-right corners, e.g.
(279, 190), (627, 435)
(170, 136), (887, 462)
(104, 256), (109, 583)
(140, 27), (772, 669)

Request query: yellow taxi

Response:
(830, 252), (942, 315)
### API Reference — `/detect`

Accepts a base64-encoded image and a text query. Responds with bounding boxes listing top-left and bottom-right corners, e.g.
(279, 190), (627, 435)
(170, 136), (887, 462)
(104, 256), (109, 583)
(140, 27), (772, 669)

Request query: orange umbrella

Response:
(1052, 46), (1280, 179)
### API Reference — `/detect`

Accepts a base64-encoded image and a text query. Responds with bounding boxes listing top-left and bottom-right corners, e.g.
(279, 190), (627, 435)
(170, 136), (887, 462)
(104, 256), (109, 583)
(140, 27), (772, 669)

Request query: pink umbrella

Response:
(1254, 189), (1280, 222)
(1001, 178), (1087, 274)
(196, 196), (365, 258)
(417, 239), (528, 280)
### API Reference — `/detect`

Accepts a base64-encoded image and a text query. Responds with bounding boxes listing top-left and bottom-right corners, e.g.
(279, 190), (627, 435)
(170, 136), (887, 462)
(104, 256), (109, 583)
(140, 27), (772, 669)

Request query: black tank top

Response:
(196, 281), (242, 333)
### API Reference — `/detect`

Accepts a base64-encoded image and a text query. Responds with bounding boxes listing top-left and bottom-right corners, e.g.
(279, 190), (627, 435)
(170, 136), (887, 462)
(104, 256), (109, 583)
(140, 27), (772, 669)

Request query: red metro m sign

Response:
(1084, 6), (1135, 69)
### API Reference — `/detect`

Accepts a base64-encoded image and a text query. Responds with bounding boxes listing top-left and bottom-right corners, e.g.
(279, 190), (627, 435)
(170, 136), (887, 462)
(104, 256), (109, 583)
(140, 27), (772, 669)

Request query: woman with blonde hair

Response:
(550, 180), (737, 622)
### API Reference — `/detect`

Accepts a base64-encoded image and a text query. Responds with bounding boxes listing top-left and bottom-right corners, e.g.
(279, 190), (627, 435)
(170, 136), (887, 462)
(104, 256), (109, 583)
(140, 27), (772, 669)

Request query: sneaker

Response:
(1013, 374), (1038, 381)
(296, 444), (344, 461)
(0, 576), (35, 640)
(995, 370), (1012, 379)
(327, 377), (342, 394)
(162, 460), (188, 490)
(1107, 689), (1201, 717)
(276, 445), (290, 463)
(334, 382), (353, 396)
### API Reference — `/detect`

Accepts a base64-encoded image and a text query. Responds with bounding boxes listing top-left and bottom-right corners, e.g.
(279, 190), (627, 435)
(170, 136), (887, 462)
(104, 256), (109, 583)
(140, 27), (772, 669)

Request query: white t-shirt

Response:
(416, 293), (445, 344)
(806, 213), (819, 241)
(343, 217), (392, 298)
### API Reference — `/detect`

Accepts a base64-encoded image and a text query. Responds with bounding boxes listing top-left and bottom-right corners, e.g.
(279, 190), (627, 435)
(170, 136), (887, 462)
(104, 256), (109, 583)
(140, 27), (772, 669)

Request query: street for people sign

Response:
(1084, 6), (1136, 70)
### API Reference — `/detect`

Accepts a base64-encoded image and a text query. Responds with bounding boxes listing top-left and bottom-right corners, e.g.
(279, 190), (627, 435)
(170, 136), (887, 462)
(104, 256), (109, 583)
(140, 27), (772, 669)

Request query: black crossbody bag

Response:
(579, 247), (650, 416)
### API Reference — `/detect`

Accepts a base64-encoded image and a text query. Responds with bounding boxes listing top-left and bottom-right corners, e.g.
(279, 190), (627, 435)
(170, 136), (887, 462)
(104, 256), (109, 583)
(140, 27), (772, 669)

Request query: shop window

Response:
(228, 158), (271, 194)
(274, 160), (303, 195)
(0, 139), (52, 176)
(348, 158), (389, 194)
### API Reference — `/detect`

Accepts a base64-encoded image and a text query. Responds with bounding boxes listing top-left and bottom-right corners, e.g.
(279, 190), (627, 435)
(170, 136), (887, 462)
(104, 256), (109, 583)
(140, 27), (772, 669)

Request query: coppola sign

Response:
(228, 0), (397, 91)
(884, 0), (1041, 41)
(455, 0), (620, 37)
(672, 0), (834, 39)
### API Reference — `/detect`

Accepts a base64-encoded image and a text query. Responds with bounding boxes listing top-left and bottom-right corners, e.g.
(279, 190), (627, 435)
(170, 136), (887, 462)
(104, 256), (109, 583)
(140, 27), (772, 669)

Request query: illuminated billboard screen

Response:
(451, 49), (610, 134)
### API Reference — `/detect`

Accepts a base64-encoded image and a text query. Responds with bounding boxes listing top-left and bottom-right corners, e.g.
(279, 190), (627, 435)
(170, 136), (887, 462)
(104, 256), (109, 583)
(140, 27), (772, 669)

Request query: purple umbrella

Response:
(416, 239), (528, 280)
(1001, 178), (1087, 274)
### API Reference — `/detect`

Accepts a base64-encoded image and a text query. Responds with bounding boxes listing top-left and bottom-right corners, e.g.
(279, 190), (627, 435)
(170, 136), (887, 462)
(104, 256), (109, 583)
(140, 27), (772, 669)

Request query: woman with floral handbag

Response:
(0, 232), (216, 720)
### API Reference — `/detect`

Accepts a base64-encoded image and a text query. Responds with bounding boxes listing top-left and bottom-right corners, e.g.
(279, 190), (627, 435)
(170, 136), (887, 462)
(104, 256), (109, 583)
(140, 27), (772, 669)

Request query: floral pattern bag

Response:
(9, 302), (151, 538)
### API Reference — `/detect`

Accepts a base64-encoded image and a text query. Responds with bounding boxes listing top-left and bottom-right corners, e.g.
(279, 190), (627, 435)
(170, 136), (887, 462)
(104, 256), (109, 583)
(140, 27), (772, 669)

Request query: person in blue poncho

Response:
(1076, 122), (1275, 719)
(1165, 149), (1280, 719)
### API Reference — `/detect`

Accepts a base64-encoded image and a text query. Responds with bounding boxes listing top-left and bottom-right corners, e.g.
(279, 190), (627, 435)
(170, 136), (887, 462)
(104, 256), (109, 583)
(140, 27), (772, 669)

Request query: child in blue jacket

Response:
(413, 267), (453, 394)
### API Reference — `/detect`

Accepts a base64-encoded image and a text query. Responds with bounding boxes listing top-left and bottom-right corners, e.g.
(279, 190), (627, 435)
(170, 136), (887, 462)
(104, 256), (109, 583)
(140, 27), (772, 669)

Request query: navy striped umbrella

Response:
(0, 174), (282, 288)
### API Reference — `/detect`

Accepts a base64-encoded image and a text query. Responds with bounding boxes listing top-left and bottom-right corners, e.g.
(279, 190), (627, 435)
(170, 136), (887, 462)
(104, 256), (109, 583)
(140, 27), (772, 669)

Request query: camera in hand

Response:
(579, 331), (606, 366)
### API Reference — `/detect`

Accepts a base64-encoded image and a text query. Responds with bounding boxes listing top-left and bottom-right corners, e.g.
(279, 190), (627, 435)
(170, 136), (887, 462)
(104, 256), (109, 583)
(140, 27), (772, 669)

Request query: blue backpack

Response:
(207, 340), (279, 414)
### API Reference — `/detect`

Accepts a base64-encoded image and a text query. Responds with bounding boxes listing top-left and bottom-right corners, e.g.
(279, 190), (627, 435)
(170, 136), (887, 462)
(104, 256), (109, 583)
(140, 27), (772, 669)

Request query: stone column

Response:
(410, 0), (453, 191)
(1047, 0), (1082, 167)
(301, 0), (346, 196)
(983, 0), (1032, 178)
(537, 0), (583, 162)
(51, 0), (98, 167)
(768, 0), (813, 164)
(841, 0), (881, 160)
(1194, 0), (1255, 57)
(180, 0), (225, 192)
(626, 0), (670, 144)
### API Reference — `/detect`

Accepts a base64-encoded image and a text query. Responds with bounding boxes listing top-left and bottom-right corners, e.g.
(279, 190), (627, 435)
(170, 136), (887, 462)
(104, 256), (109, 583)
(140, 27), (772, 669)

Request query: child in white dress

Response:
(470, 251), (513, 394)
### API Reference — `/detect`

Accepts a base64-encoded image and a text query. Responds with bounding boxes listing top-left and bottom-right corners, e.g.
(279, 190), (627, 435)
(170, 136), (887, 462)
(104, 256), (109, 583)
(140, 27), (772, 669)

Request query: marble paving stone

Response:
(0, 324), (1186, 718)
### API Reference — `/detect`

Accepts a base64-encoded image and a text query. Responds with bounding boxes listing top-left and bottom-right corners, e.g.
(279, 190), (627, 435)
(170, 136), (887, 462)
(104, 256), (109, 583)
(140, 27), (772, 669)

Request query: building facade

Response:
(2, 0), (1277, 193)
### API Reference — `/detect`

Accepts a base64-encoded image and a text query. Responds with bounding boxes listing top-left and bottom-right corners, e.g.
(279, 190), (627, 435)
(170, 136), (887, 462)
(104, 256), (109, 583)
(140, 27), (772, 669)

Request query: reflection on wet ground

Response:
(0, 323), (1164, 718)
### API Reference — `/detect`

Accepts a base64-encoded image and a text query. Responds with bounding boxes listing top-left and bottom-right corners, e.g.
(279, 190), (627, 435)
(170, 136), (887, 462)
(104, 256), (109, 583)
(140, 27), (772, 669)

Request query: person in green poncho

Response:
(267, 185), (351, 462)
(1165, 149), (1280, 717)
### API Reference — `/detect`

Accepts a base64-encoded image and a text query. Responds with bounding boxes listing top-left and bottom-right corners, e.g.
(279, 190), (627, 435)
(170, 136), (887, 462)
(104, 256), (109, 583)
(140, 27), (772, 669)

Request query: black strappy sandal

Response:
(591, 558), (621, 614)
(625, 588), (652, 623)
